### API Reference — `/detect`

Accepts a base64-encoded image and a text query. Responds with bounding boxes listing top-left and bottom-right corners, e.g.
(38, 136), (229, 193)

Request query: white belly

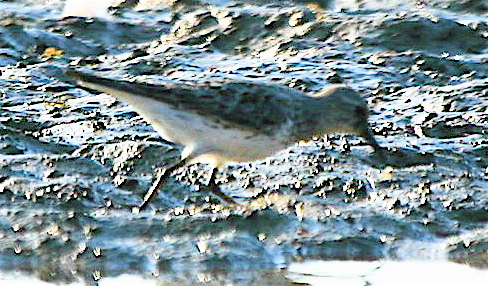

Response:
(127, 96), (288, 167)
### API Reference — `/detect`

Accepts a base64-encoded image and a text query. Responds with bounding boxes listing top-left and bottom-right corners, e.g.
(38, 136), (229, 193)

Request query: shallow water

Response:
(0, 0), (487, 285)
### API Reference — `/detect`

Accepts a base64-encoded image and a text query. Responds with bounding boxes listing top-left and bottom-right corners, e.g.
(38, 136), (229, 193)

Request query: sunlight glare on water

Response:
(62, 0), (114, 19)
(287, 260), (488, 286)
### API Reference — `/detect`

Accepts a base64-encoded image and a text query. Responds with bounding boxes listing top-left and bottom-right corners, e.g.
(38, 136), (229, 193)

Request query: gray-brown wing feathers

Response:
(66, 70), (307, 135)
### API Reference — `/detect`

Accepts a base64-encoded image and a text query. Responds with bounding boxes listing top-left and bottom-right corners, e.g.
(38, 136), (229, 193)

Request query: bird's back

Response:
(66, 70), (309, 136)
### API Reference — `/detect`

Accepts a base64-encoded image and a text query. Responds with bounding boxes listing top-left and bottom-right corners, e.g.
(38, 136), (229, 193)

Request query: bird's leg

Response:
(136, 159), (236, 211)
(136, 157), (189, 211)
(361, 126), (388, 162)
(362, 127), (382, 152)
(203, 167), (237, 204)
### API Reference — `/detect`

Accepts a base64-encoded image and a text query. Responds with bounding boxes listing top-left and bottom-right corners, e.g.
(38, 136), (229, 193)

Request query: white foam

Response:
(287, 260), (488, 286)
(62, 0), (114, 19)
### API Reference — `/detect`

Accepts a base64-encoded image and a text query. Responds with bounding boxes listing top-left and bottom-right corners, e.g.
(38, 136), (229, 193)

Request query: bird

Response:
(65, 69), (383, 210)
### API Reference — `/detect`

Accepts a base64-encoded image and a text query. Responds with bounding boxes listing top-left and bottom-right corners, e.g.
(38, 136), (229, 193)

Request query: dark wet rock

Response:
(449, 240), (488, 269)
(45, 17), (170, 49)
(0, 0), (488, 284)
(74, 141), (178, 176)
(419, 119), (485, 139)
(0, 21), (106, 60)
(0, 126), (77, 155)
(0, 48), (21, 66)
(0, 153), (116, 207)
(380, 148), (435, 168)
(430, 0), (488, 13)
(448, 206), (488, 225)
(134, 0), (332, 10)
(156, 7), (338, 55)
(448, 228), (488, 269)
(110, 0), (140, 10)
(297, 237), (385, 260)
(354, 15), (488, 54)
(342, 178), (369, 199)
(370, 52), (488, 85)
(469, 144), (488, 168)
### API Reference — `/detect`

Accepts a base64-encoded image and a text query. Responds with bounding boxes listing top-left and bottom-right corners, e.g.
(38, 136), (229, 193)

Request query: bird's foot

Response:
(198, 182), (237, 205)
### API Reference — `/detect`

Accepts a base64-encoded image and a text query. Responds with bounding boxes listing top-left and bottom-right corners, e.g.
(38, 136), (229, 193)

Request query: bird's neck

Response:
(288, 97), (337, 142)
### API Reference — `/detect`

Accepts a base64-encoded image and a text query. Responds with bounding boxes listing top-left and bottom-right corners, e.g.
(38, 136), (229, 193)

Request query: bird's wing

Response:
(66, 69), (307, 135)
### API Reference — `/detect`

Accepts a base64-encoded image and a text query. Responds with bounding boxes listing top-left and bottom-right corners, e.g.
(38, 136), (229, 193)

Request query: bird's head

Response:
(312, 85), (382, 152)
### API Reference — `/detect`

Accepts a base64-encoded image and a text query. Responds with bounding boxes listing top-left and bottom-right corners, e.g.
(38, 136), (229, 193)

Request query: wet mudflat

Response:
(0, 0), (487, 285)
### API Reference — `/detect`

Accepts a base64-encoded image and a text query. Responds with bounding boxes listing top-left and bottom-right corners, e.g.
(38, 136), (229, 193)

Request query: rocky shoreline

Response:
(0, 0), (487, 285)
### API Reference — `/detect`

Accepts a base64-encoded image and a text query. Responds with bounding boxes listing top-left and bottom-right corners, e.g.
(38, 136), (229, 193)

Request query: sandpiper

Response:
(66, 69), (382, 210)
